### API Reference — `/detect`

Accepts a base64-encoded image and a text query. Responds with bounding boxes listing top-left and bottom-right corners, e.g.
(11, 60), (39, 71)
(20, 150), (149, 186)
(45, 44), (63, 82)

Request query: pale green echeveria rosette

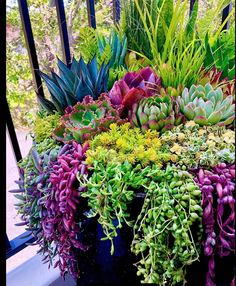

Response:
(177, 83), (235, 126)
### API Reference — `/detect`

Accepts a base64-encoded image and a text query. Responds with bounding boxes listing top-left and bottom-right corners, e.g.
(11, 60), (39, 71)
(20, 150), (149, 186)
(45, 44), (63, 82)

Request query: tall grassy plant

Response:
(127, 0), (205, 89)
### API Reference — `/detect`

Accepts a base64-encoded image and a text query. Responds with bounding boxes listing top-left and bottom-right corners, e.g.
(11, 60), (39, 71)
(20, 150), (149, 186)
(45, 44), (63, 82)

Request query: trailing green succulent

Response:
(33, 111), (61, 143)
(38, 55), (109, 114)
(78, 161), (153, 255)
(129, 96), (185, 133)
(53, 94), (126, 143)
(131, 164), (203, 285)
(177, 83), (235, 126)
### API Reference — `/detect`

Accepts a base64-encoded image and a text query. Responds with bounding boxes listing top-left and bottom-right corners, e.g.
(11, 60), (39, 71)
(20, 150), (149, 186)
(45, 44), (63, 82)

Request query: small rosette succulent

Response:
(108, 67), (161, 111)
(53, 94), (126, 143)
(130, 96), (184, 133)
(177, 83), (235, 126)
(199, 67), (235, 99)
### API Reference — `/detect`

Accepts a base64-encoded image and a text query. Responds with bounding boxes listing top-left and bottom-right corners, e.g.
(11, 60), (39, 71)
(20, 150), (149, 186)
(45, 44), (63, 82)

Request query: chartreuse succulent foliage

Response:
(85, 123), (171, 166)
(38, 55), (109, 114)
(33, 111), (61, 143)
(177, 83), (235, 126)
(53, 94), (126, 143)
(130, 96), (184, 133)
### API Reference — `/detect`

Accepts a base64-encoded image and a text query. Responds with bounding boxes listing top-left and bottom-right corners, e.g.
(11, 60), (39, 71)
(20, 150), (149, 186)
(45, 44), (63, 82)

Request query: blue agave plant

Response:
(38, 55), (109, 114)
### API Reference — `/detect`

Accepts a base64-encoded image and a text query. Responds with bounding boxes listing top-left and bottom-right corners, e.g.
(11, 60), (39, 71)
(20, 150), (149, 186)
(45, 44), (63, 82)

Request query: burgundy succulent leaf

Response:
(108, 67), (162, 112)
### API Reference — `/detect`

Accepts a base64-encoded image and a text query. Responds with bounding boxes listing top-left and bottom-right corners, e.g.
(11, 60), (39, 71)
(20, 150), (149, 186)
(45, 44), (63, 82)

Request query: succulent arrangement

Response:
(11, 1), (235, 285)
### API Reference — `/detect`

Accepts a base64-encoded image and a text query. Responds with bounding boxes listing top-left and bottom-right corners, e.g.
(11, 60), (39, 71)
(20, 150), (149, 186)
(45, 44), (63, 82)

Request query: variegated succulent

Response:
(130, 96), (184, 133)
(53, 94), (126, 143)
(177, 83), (235, 126)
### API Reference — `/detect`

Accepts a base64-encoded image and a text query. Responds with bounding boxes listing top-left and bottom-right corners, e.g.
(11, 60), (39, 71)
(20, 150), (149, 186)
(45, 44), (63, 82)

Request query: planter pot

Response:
(76, 196), (235, 286)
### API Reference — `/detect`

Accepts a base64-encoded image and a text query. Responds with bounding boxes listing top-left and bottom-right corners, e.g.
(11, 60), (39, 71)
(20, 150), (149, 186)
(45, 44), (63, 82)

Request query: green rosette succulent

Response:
(129, 96), (184, 133)
(53, 94), (126, 143)
(177, 83), (235, 126)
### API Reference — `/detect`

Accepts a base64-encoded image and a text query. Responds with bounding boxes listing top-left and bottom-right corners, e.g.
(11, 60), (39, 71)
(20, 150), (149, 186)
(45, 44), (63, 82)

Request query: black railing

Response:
(6, 0), (232, 260)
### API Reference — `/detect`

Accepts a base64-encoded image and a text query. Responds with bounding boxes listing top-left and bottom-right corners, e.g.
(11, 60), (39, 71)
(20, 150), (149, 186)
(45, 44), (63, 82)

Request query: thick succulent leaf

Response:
(87, 55), (98, 84)
(148, 119), (159, 130)
(108, 82), (123, 106)
(219, 114), (235, 126)
(182, 88), (190, 104)
(194, 106), (207, 118)
(204, 101), (214, 117)
(95, 62), (108, 96)
(119, 36), (128, 66)
(207, 110), (222, 124)
(193, 115), (208, 125)
(204, 83), (214, 94)
(189, 85), (197, 96)
(78, 57), (88, 78)
(70, 57), (80, 74)
(57, 57), (74, 86)
(39, 71), (67, 110)
(197, 98), (206, 110)
(183, 103), (195, 120)
(122, 88), (147, 110)
(51, 72), (76, 106)
(31, 148), (42, 172)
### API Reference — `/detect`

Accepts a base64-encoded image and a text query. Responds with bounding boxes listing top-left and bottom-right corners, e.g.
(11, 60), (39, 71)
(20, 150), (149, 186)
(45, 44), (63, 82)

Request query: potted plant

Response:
(11, 1), (235, 285)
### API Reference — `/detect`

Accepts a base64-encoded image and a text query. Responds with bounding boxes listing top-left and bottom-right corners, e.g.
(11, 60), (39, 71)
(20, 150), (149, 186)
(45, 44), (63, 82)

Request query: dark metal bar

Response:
(6, 234), (11, 252)
(5, 99), (22, 163)
(6, 231), (35, 259)
(221, 3), (232, 30)
(112, 0), (121, 24)
(86, 0), (96, 29)
(189, 0), (196, 15)
(17, 0), (44, 98)
(55, 0), (71, 67)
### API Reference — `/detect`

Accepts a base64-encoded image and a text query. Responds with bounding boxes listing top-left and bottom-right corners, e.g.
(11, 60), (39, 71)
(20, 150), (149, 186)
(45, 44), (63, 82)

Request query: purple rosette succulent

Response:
(108, 67), (162, 112)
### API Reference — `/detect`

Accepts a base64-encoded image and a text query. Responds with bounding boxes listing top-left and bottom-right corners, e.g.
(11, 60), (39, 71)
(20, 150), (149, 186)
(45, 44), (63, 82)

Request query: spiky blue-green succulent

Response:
(38, 55), (109, 114)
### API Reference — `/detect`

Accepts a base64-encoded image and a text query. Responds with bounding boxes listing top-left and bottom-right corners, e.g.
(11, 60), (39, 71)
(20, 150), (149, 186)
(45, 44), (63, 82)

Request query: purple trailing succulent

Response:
(11, 139), (91, 278)
(53, 94), (126, 143)
(108, 67), (162, 111)
(45, 141), (89, 278)
(192, 163), (235, 286)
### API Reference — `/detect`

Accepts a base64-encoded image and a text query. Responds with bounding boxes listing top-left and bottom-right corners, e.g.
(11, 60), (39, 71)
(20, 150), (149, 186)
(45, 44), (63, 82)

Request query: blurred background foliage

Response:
(6, 0), (235, 128)
(7, 0), (113, 128)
